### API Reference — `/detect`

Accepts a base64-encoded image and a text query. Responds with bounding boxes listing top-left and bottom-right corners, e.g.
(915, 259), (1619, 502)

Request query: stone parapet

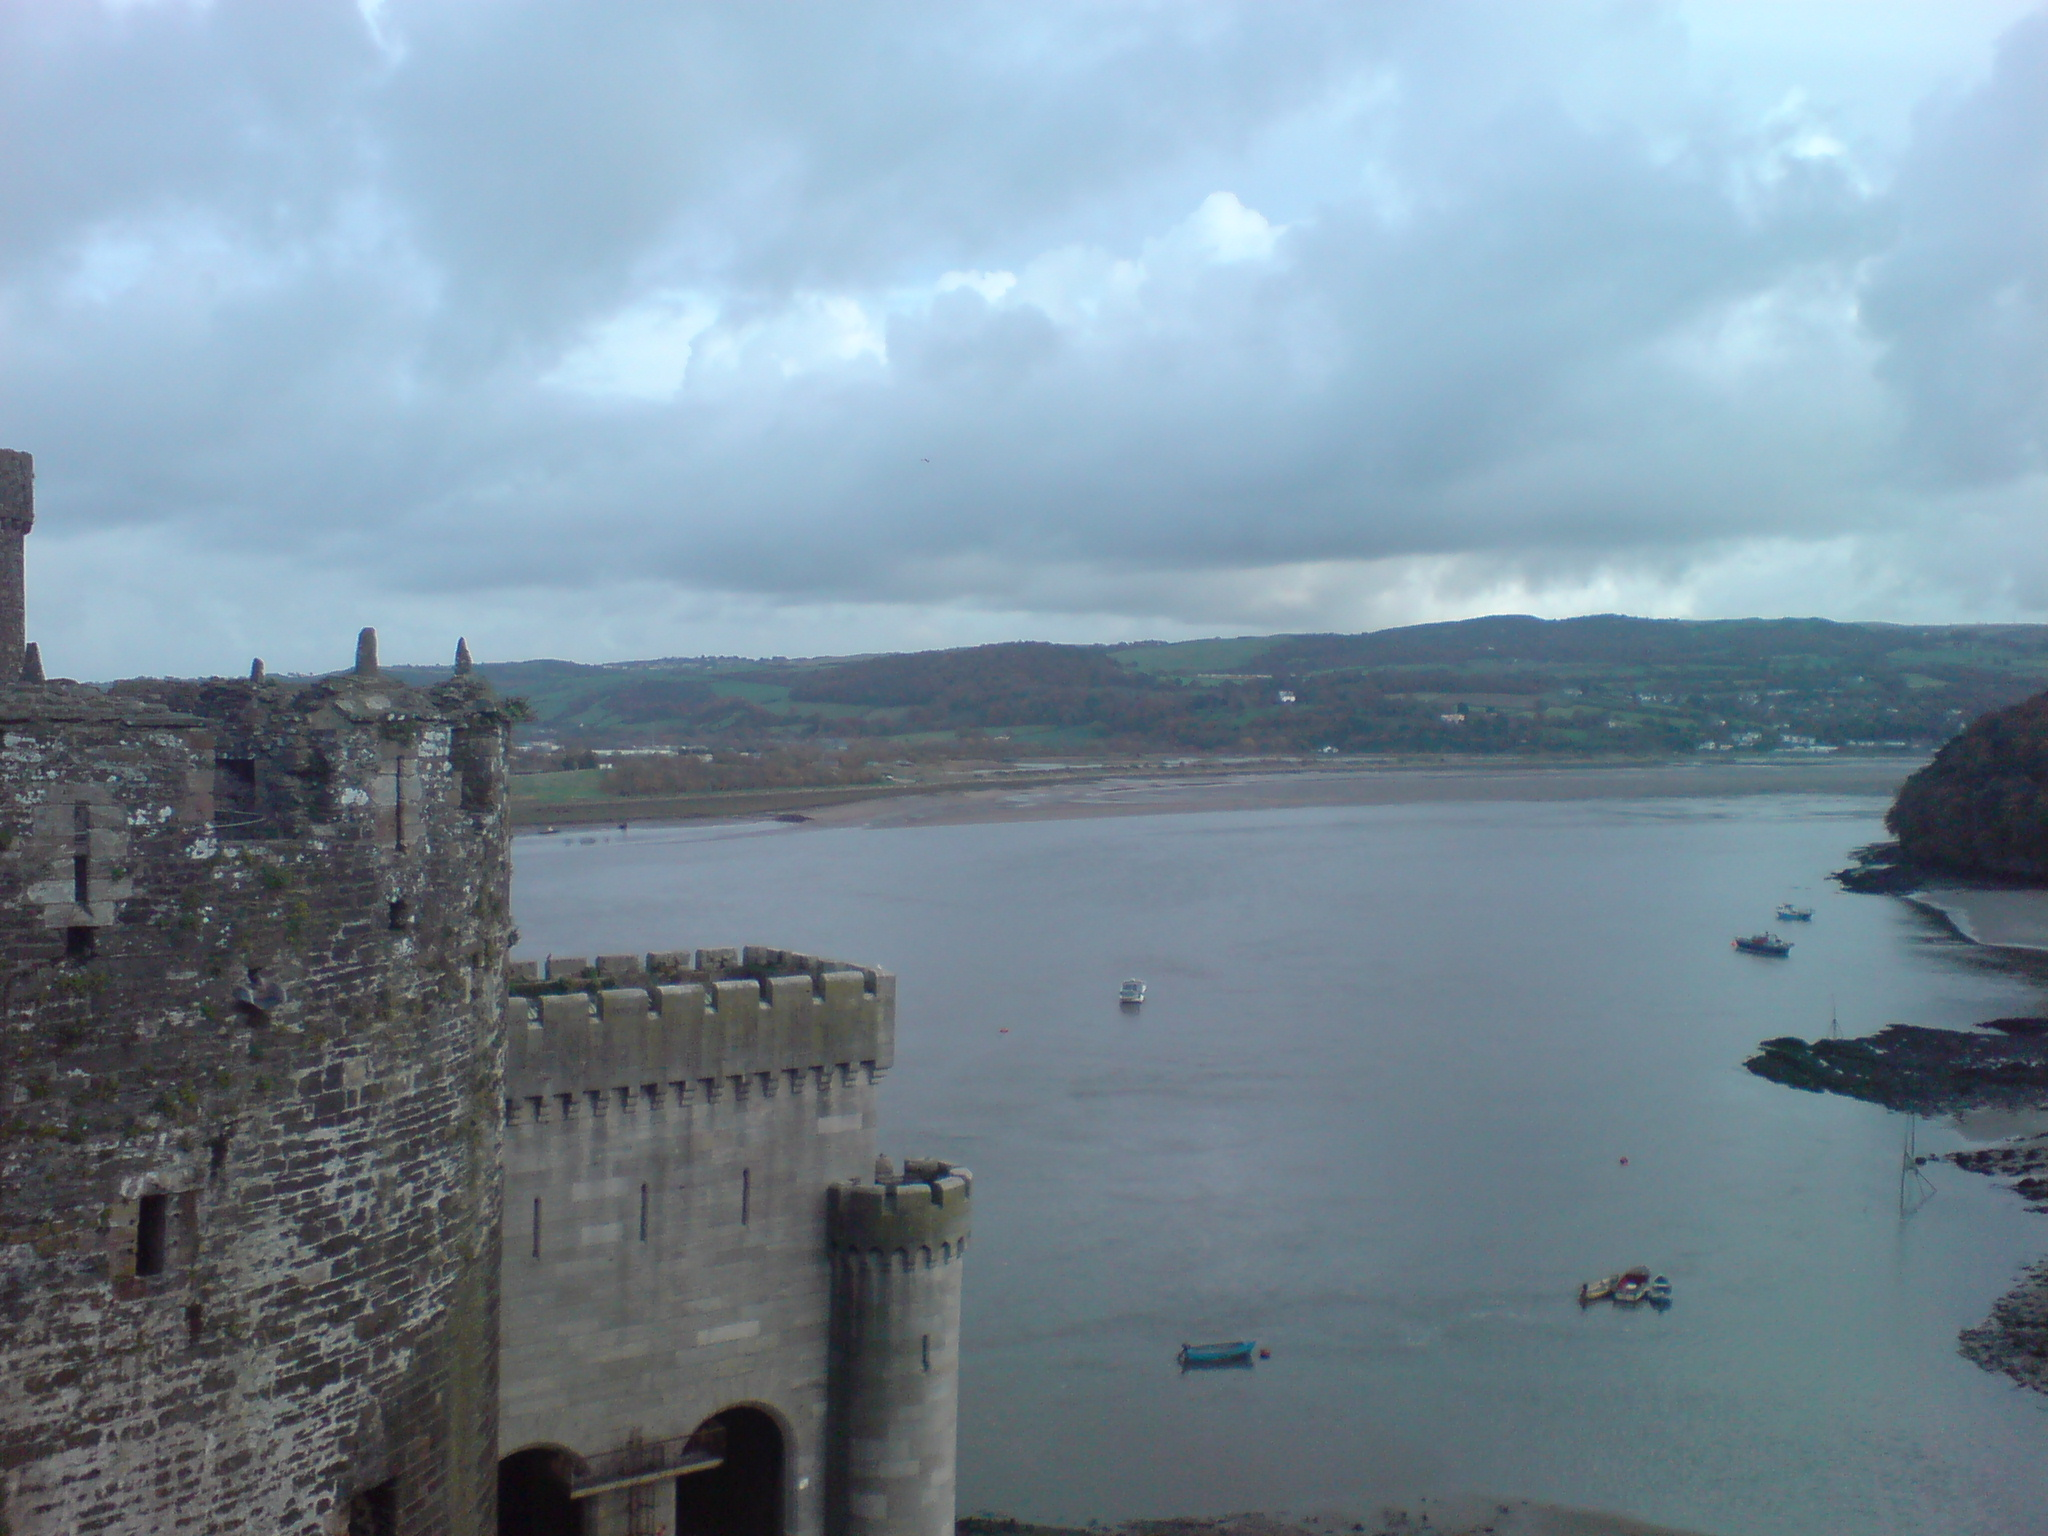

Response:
(826, 1164), (972, 1260)
(503, 947), (895, 1104)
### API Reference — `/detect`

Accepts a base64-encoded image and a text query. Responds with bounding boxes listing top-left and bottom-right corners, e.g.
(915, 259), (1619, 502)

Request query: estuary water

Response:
(512, 782), (2048, 1536)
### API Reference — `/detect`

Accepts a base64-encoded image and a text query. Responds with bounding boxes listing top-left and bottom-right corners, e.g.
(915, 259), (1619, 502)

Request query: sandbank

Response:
(797, 757), (1919, 832)
(1907, 885), (2048, 952)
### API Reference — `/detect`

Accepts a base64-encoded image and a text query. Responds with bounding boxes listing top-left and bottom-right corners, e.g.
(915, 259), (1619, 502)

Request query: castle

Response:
(0, 450), (968, 1536)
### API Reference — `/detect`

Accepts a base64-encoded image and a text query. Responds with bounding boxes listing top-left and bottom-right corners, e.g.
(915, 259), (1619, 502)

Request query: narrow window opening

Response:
(740, 1168), (750, 1226)
(213, 758), (261, 837)
(65, 925), (95, 960)
(394, 757), (406, 851)
(387, 898), (409, 932)
(72, 800), (92, 902)
(208, 1134), (230, 1179)
(922, 1334), (931, 1372)
(639, 1183), (649, 1242)
(185, 1302), (204, 1342)
(452, 726), (497, 812)
(531, 1197), (542, 1259)
(135, 1194), (169, 1277)
(347, 1479), (398, 1536)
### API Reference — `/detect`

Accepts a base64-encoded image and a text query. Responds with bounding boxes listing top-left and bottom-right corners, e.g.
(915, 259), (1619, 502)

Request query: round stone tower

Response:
(826, 1157), (972, 1536)
(0, 595), (514, 1532)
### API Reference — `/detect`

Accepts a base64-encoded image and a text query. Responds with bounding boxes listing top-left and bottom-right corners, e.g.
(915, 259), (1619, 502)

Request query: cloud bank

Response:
(1, 0), (2043, 675)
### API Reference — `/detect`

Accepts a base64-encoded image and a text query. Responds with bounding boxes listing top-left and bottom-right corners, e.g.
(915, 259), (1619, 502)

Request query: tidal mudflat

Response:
(515, 773), (2048, 1536)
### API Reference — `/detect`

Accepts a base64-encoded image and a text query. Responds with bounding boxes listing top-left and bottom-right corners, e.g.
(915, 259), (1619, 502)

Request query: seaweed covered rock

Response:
(1744, 1020), (2048, 1115)
(1887, 689), (2048, 881)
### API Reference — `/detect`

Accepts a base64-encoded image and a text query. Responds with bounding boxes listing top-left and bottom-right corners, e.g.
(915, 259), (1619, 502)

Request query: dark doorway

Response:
(498, 1447), (582, 1536)
(675, 1408), (783, 1536)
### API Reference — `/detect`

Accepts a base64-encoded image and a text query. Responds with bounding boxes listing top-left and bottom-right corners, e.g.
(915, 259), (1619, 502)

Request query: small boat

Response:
(1612, 1266), (1652, 1305)
(1648, 1274), (1673, 1307)
(1118, 979), (1147, 1006)
(1578, 1274), (1619, 1304)
(1178, 1340), (1255, 1368)
(1733, 932), (1793, 957)
(1775, 904), (1814, 921)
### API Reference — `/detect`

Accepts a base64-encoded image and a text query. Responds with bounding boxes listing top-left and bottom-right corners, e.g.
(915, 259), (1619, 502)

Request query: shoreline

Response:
(960, 1500), (1723, 1536)
(1756, 867), (2048, 1397)
(1905, 886), (2048, 953)
(513, 756), (1926, 835)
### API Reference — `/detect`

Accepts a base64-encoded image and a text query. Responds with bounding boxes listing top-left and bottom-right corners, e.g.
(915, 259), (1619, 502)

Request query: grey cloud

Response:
(1864, 10), (2048, 485)
(0, 0), (2043, 676)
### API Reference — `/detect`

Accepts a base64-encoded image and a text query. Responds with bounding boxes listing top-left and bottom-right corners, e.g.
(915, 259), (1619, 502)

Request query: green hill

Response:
(388, 615), (2048, 759)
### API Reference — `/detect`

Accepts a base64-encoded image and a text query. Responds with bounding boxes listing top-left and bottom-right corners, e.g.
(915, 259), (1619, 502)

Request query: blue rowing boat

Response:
(1178, 1340), (1256, 1368)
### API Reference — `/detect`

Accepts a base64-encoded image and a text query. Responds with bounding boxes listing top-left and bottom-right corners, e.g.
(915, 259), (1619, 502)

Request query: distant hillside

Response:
(388, 614), (2048, 758)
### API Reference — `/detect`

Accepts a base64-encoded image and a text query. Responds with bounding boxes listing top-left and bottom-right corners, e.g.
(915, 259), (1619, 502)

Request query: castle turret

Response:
(0, 449), (34, 680)
(826, 1160), (971, 1536)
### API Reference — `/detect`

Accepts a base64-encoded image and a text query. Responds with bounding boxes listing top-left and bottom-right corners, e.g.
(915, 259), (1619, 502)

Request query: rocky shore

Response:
(1798, 683), (2048, 1396)
(1744, 1016), (2048, 1394)
(1949, 1136), (2048, 1391)
(1744, 1018), (2048, 1116)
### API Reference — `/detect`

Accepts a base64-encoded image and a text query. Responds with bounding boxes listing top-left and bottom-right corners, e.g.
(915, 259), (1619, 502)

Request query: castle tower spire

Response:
(0, 450), (35, 682)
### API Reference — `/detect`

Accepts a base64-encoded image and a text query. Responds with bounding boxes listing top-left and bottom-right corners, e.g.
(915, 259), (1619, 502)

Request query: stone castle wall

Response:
(499, 948), (897, 1536)
(0, 445), (969, 1536)
(0, 659), (513, 1536)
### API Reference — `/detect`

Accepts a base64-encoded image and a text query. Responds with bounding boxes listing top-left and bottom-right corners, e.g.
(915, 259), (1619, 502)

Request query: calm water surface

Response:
(513, 792), (2048, 1536)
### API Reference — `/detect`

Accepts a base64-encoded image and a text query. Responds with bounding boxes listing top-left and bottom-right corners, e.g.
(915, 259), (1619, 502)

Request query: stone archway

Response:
(498, 1446), (583, 1536)
(674, 1407), (784, 1536)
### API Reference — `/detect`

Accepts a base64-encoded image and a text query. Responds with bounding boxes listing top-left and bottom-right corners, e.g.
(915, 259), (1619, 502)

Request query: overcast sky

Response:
(3, 1), (2043, 676)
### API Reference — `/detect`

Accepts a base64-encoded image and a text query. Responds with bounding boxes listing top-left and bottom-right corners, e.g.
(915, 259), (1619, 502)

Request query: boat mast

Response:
(1899, 1117), (1937, 1218)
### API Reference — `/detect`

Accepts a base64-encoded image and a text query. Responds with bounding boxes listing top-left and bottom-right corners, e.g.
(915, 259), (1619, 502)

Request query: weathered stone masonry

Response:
(0, 449), (968, 1536)
(0, 449), (511, 1535)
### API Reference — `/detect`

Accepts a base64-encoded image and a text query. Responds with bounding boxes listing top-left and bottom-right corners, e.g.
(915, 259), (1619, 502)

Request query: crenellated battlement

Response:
(502, 946), (895, 1111)
(826, 1160), (973, 1262)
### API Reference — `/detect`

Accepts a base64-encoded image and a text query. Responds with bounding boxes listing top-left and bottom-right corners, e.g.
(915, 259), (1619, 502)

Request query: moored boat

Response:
(1178, 1340), (1255, 1368)
(1648, 1274), (1673, 1307)
(1612, 1266), (1652, 1305)
(1733, 932), (1793, 956)
(1578, 1274), (1619, 1304)
(1119, 979), (1147, 1006)
(1775, 903), (1814, 921)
